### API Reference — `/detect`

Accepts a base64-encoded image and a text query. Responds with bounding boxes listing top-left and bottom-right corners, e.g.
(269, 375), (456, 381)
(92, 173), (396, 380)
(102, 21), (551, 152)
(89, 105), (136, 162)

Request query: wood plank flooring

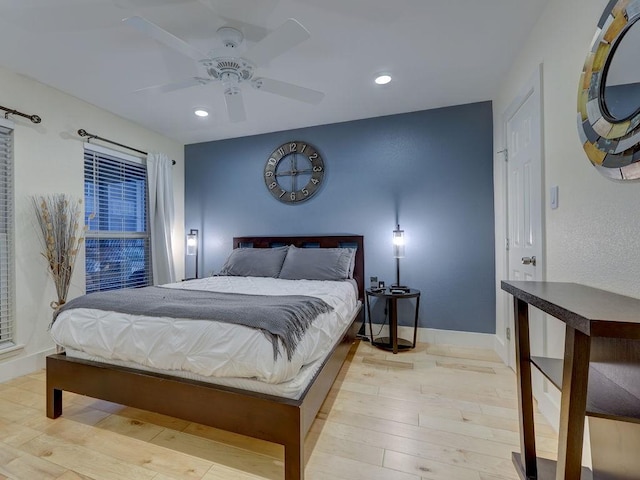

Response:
(0, 341), (557, 479)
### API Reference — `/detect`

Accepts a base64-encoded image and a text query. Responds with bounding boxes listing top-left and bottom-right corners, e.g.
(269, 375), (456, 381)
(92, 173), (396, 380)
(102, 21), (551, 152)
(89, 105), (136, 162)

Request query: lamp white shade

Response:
(186, 232), (198, 256)
(393, 227), (405, 258)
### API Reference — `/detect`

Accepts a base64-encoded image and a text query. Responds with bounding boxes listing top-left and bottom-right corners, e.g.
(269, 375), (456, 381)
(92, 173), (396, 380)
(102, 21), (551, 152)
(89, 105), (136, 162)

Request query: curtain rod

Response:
(78, 129), (176, 165)
(0, 105), (41, 124)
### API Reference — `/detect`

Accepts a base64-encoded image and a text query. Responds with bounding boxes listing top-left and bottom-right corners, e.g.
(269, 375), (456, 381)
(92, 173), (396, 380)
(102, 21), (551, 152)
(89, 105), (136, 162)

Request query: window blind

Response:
(84, 147), (152, 293)
(0, 124), (14, 349)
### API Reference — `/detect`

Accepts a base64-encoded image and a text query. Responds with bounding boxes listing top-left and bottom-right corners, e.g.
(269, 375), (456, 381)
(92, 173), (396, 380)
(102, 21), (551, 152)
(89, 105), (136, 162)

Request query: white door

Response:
(505, 66), (543, 370)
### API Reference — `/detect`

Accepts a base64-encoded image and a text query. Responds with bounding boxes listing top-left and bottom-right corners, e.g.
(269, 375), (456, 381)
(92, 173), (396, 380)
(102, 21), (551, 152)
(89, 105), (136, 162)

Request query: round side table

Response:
(365, 288), (420, 354)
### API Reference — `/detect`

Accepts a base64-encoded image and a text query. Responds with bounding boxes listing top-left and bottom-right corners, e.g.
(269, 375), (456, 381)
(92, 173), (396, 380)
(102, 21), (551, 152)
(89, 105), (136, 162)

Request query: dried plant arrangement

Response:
(32, 194), (84, 311)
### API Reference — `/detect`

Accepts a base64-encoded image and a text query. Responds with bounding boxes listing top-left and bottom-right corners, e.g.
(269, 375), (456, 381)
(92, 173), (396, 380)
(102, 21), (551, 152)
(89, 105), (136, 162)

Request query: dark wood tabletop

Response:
(501, 281), (640, 338)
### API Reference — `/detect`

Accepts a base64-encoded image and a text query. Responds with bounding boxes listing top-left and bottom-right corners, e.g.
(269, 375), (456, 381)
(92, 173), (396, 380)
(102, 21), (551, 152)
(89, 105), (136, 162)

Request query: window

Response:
(84, 146), (152, 293)
(0, 120), (14, 349)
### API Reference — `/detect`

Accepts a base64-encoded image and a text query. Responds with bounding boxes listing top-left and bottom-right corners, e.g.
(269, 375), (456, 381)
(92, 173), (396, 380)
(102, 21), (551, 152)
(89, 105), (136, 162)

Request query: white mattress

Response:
(63, 312), (355, 400)
(50, 276), (359, 385)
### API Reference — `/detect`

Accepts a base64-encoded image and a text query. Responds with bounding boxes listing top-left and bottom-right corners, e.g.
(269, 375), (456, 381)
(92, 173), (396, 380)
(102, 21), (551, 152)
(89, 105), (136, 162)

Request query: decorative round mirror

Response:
(577, 0), (640, 180)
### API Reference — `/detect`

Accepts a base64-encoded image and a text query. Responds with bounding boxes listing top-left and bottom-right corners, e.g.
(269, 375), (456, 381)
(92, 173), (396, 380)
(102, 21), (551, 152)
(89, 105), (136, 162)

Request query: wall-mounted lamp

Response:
(392, 224), (407, 289)
(186, 229), (199, 278)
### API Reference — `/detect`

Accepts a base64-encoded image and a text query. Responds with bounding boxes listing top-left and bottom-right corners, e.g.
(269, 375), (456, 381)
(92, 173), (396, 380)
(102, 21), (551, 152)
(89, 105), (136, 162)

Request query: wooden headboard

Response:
(233, 235), (365, 301)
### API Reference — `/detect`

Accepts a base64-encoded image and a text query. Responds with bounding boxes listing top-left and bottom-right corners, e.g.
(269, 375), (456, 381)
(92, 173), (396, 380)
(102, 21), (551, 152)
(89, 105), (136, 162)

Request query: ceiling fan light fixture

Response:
(216, 26), (244, 49)
(194, 109), (209, 117)
(124, 15), (324, 123)
(375, 74), (392, 85)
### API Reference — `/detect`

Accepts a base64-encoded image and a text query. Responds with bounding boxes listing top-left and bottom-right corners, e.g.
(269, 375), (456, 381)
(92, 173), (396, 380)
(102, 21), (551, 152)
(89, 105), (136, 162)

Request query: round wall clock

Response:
(263, 141), (325, 203)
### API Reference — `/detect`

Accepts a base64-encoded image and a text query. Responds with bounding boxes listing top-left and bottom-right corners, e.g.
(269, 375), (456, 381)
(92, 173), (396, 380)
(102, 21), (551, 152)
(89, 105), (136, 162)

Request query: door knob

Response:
(521, 256), (537, 266)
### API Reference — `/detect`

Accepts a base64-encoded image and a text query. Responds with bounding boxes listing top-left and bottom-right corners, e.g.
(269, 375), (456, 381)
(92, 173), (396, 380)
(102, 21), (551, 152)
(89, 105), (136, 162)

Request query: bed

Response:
(45, 234), (364, 480)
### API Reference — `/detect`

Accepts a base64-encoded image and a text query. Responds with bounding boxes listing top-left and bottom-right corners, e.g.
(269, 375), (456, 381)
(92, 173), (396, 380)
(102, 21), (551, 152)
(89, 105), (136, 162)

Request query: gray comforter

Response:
(54, 286), (333, 360)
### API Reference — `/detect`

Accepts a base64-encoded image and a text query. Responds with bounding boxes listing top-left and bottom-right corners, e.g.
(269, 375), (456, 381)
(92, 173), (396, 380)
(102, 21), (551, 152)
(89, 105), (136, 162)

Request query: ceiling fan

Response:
(123, 15), (325, 122)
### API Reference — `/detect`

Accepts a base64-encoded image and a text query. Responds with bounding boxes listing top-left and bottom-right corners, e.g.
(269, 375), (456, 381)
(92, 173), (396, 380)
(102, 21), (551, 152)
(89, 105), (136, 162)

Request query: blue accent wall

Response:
(185, 101), (495, 334)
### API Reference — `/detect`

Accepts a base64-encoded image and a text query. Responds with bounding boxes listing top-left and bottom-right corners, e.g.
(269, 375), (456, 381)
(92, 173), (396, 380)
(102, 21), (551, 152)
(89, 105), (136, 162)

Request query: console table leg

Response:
(514, 297), (537, 478)
(556, 326), (590, 480)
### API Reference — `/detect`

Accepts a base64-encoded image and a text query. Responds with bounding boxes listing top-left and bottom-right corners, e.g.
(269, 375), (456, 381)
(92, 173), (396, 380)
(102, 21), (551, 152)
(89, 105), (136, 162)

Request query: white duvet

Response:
(50, 276), (359, 384)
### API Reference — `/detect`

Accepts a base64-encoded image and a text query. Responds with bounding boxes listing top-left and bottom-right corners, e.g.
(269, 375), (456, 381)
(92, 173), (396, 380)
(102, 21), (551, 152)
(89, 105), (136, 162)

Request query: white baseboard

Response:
(536, 389), (560, 433)
(0, 347), (55, 383)
(493, 334), (510, 366)
(413, 326), (495, 349)
(365, 324), (496, 350)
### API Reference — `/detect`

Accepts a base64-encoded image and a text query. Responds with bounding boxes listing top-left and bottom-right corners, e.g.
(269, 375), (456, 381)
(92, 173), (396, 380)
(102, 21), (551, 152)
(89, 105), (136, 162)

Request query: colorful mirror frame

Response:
(577, 0), (640, 180)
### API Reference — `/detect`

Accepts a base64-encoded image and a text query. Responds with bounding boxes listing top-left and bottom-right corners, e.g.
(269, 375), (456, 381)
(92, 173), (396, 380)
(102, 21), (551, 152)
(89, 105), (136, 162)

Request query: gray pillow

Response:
(218, 246), (288, 278)
(279, 246), (356, 281)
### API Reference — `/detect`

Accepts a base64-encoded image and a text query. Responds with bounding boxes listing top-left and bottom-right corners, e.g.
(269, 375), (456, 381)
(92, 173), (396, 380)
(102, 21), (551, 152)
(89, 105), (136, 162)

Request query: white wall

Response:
(493, 0), (637, 439)
(0, 66), (185, 382)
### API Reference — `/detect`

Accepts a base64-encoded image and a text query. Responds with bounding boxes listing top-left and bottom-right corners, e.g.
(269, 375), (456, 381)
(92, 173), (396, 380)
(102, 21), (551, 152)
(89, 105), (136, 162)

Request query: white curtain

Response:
(147, 152), (176, 285)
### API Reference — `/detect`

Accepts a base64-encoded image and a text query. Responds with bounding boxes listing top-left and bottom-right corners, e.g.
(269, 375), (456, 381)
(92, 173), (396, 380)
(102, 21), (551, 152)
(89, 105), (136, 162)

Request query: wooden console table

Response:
(501, 281), (640, 480)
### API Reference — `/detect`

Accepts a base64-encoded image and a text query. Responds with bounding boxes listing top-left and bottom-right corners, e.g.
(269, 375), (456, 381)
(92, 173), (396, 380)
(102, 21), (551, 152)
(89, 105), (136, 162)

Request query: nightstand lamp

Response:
(186, 229), (199, 278)
(392, 224), (409, 292)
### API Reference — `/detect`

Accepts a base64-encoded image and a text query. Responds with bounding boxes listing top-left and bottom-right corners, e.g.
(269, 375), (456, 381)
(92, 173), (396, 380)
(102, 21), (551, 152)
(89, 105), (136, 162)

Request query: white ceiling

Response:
(0, 0), (550, 145)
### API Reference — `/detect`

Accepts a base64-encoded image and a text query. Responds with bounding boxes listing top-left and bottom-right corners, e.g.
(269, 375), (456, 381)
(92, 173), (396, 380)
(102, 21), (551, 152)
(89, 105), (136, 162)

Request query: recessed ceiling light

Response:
(194, 109), (209, 117)
(375, 74), (392, 85)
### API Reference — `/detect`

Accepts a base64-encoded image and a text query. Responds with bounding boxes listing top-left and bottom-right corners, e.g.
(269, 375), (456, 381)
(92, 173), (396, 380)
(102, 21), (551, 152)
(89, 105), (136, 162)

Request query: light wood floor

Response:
(0, 341), (557, 480)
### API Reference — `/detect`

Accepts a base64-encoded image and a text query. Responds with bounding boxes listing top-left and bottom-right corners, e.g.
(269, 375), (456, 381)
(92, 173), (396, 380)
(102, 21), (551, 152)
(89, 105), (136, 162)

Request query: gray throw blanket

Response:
(54, 286), (333, 361)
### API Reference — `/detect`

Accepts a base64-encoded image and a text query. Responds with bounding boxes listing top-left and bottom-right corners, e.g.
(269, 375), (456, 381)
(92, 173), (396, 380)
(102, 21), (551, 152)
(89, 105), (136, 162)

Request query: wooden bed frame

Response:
(46, 234), (364, 480)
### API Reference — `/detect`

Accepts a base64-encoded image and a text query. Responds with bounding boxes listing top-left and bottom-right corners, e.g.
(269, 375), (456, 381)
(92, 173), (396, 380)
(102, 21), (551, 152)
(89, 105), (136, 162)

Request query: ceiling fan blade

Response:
(224, 91), (247, 122)
(252, 77), (324, 104)
(243, 18), (310, 66)
(134, 77), (211, 94)
(123, 15), (206, 61)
